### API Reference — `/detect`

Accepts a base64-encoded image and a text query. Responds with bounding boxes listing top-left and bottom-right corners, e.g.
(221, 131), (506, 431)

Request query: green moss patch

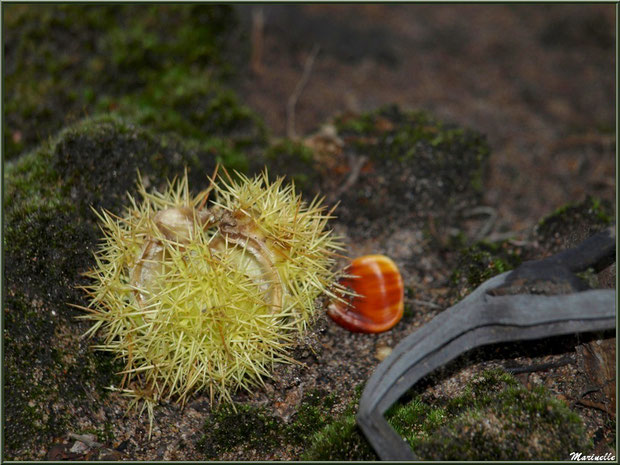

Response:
(414, 370), (591, 460)
(4, 4), (262, 161)
(2, 115), (225, 459)
(198, 389), (337, 459)
(330, 105), (491, 236)
(286, 389), (338, 444)
(536, 196), (613, 242)
(451, 240), (523, 297)
(302, 369), (590, 461)
(103, 69), (266, 169)
(263, 139), (319, 194)
(336, 105), (486, 164)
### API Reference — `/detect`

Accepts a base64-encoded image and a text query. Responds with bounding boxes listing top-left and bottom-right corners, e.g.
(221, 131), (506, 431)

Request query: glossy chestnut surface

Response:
(328, 254), (404, 333)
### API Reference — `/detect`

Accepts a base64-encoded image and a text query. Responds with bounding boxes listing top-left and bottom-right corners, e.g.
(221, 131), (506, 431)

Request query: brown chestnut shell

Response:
(328, 254), (404, 333)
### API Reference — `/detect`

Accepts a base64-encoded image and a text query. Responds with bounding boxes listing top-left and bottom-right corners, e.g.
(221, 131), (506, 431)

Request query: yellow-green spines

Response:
(80, 170), (341, 414)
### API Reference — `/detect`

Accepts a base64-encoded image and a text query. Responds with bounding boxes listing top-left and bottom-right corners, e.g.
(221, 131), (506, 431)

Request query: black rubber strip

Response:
(356, 227), (616, 460)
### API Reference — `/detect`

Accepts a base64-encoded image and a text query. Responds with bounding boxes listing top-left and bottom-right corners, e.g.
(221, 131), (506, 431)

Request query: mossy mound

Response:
(302, 369), (590, 461)
(4, 4), (263, 161)
(3, 115), (224, 459)
(199, 404), (283, 458)
(263, 139), (320, 195)
(7, 115), (225, 216)
(329, 105), (490, 236)
(106, 72), (266, 171)
(535, 195), (614, 254)
(413, 370), (591, 460)
(451, 240), (523, 297)
(198, 389), (337, 459)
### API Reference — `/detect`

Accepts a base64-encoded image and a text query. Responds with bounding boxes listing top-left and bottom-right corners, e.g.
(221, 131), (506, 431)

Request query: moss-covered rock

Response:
(451, 240), (523, 297)
(328, 105), (490, 236)
(4, 4), (258, 161)
(535, 195), (614, 254)
(198, 404), (282, 458)
(263, 139), (320, 195)
(3, 115), (224, 460)
(302, 369), (591, 461)
(105, 71), (267, 168)
(415, 370), (591, 460)
(197, 389), (337, 459)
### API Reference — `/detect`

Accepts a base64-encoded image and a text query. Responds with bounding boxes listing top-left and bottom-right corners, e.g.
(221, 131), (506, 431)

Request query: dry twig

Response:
(334, 154), (368, 198)
(287, 44), (320, 140)
(67, 433), (104, 449)
(410, 299), (442, 310)
(250, 7), (264, 75)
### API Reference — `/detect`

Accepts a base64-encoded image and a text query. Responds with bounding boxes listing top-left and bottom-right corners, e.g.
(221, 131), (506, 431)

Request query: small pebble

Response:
(375, 344), (392, 361)
(69, 440), (89, 454)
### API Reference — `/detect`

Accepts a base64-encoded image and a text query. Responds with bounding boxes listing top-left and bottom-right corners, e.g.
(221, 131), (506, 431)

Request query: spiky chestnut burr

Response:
(79, 169), (342, 425)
